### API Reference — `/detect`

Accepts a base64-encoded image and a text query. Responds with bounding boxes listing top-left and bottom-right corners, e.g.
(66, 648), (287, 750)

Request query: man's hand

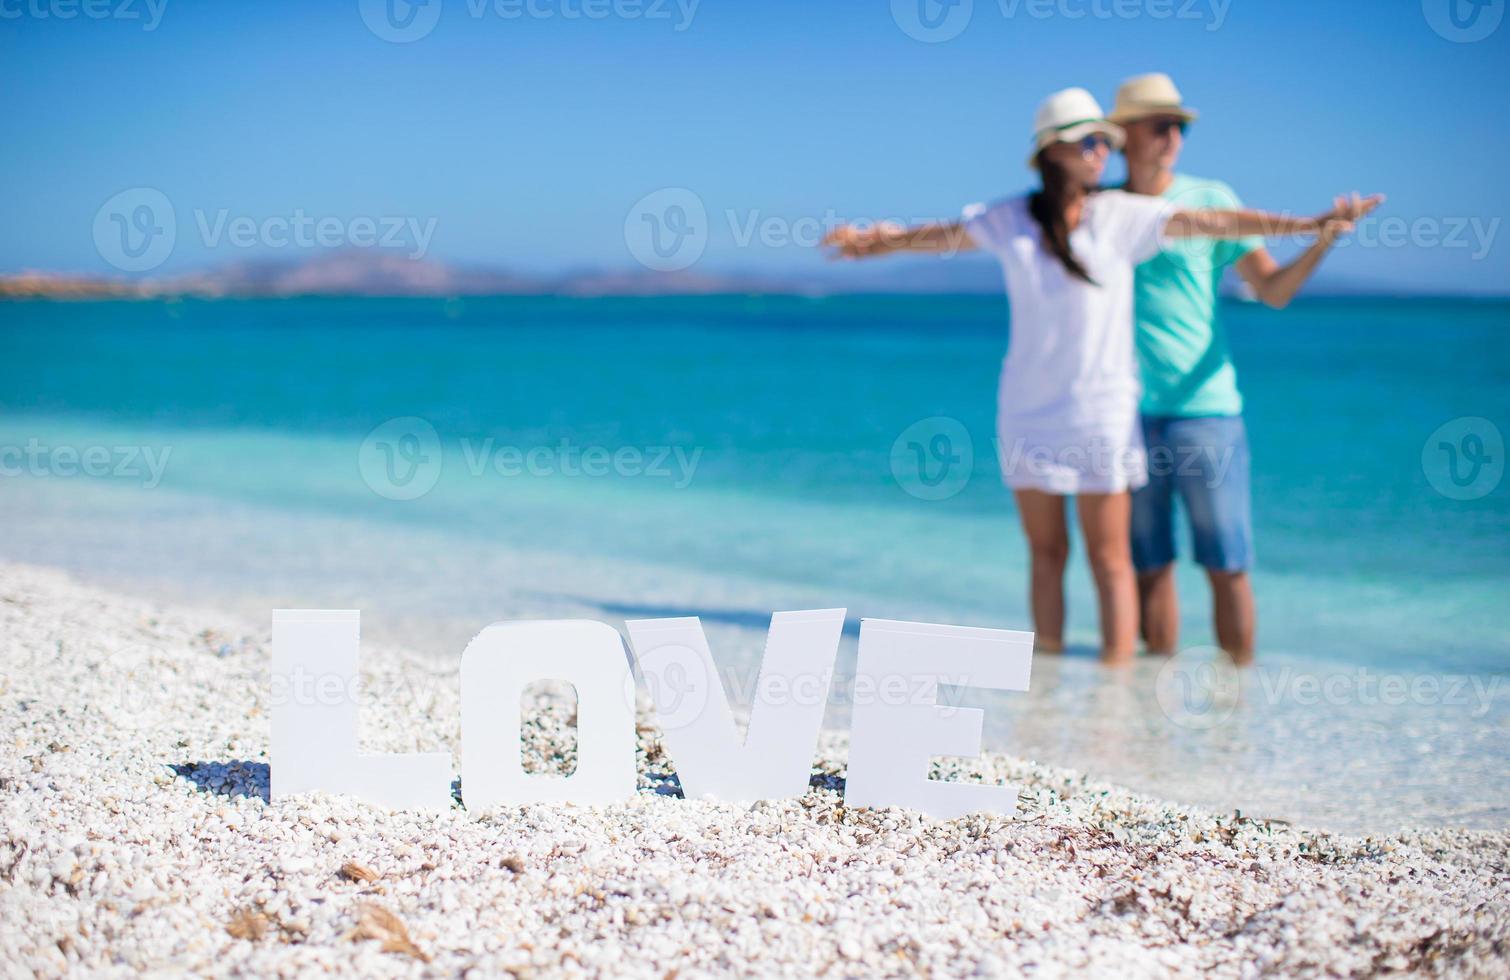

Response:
(1315, 192), (1385, 239)
(1238, 192), (1384, 309)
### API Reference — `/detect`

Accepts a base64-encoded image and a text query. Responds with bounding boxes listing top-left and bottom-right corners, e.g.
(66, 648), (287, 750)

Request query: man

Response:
(1111, 73), (1357, 664)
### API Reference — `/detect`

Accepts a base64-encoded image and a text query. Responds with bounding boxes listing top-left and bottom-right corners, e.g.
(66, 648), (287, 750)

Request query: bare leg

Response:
(1207, 569), (1256, 665)
(1013, 489), (1069, 653)
(1077, 492), (1139, 665)
(1138, 564), (1179, 654)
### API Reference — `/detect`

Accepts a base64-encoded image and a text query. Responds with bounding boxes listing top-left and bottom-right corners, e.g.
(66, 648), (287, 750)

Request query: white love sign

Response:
(846, 619), (1034, 819)
(270, 610), (452, 809)
(624, 608), (845, 803)
(270, 608), (1034, 818)
(461, 620), (636, 808)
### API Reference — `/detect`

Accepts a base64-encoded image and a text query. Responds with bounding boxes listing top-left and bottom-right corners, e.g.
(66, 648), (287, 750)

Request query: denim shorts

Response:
(1131, 414), (1253, 573)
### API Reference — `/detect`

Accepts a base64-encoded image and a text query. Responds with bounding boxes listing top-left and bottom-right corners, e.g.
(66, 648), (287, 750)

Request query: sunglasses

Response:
(1078, 134), (1111, 157)
(1147, 119), (1189, 138)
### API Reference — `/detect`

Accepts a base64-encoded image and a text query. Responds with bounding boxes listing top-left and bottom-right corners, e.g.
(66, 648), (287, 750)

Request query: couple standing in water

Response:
(824, 74), (1382, 665)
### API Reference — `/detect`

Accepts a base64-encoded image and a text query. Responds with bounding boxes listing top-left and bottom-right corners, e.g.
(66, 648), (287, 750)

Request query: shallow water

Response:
(1, 295), (1506, 833)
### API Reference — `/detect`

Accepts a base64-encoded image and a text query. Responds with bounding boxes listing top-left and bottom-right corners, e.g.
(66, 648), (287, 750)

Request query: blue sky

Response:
(3, 0), (1508, 293)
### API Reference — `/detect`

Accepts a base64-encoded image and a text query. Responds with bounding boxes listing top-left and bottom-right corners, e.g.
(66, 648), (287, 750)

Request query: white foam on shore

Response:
(1, 561), (1506, 976)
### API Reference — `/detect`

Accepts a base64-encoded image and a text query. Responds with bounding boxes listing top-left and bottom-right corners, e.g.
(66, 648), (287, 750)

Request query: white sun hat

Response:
(1027, 87), (1126, 168)
(1108, 72), (1200, 125)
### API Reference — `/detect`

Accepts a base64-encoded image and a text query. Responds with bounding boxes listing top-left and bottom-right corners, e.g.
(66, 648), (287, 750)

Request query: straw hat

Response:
(1027, 87), (1126, 168)
(1108, 72), (1200, 125)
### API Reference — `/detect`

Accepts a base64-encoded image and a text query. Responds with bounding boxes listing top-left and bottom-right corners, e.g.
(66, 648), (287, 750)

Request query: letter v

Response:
(625, 609), (844, 803)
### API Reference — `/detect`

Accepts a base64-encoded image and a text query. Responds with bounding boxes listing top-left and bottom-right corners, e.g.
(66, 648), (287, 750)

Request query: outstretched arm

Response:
(1164, 192), (1383, 241)
(1234, 234), (1340, 310)
(1232, 195), (1374, 309)
(822, 220), (978, 260)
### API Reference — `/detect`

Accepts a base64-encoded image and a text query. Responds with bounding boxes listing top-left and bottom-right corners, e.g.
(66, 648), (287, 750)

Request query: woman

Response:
(823, 87), (1379, 663)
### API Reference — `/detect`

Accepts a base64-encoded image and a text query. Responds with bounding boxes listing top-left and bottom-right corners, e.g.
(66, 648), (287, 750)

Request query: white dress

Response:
(963, 191), (1172, 495)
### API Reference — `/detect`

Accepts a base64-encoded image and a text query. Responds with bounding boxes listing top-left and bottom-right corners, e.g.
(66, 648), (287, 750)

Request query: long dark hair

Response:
(1028, 151), (1096, 285)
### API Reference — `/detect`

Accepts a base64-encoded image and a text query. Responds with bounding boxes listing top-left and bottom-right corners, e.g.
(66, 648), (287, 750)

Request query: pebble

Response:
(0, 560), (1505, 978)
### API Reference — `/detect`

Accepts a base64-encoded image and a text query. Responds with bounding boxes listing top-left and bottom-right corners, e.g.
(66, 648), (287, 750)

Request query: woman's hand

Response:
(821, 220), (975, 259)
(821, 221), (908, 260)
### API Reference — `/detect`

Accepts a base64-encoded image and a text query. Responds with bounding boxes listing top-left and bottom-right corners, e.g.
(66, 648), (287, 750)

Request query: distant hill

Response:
(1, 248), (1483, 300)
(0, 248), (1008, 300)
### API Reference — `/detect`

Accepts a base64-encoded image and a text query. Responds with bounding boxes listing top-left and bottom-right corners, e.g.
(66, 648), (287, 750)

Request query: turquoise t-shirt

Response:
(1132, 174), (1262, 417)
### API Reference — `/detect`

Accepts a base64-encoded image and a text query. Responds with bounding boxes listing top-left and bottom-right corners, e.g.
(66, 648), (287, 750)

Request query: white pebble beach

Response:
(1, 560), (1505, 977)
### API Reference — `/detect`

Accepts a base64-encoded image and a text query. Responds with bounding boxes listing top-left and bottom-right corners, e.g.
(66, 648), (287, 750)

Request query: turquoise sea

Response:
(2, 295), (1506, 833)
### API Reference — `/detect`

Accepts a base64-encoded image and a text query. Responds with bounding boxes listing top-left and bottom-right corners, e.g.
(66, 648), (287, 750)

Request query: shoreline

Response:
(3, 471), (1502, 836)
(5, 283), (1508, 305)
(1, 559), (1506, 975)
